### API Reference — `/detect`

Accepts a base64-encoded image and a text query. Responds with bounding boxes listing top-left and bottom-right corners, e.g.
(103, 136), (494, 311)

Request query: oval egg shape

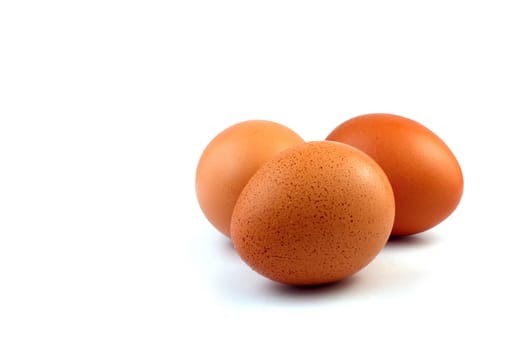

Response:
(326, 113), (463, 235)
(230, 141), (395, 285)
(195, 120), (304, 237)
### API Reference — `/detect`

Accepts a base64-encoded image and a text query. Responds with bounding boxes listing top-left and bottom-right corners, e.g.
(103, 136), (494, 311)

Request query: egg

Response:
(195, 120), (304, 237)
(230, 141), (395, 285)
(326, 113), (463, 235)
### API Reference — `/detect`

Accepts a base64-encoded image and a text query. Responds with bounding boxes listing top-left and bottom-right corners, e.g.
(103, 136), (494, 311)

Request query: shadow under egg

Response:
(385, 230), (440, 248)
(264, 275), (359, 299)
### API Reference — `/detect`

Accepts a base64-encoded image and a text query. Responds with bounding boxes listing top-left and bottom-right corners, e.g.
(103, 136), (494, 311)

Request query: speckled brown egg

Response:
(230, 141), (395, 285)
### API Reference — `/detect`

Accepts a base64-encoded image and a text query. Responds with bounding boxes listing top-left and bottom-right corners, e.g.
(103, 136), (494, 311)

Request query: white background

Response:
(1, 1), (524, 349)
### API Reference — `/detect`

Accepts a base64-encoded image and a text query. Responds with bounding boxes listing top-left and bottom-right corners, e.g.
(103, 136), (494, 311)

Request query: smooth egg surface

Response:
(326, 113), (463, 235)
(195, 120), (304, 237)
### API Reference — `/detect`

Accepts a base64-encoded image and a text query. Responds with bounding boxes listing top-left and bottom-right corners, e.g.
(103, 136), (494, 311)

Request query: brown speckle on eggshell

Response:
(230, 141), (395, 285)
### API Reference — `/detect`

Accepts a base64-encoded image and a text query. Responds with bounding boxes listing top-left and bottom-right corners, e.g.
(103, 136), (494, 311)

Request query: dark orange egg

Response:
(326, 113), (463, 235)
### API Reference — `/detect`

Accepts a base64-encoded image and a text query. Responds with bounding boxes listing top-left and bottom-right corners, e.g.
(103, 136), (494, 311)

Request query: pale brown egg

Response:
(230, 141), (395, 285)
(195, 120), (304, 237)
(326, 113), (463, 235)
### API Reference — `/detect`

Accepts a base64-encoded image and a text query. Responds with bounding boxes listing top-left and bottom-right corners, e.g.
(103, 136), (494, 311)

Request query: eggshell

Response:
(230, 141), (395, 285)
(326, 113), (463, 235)
(195, 120), (304, 237)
